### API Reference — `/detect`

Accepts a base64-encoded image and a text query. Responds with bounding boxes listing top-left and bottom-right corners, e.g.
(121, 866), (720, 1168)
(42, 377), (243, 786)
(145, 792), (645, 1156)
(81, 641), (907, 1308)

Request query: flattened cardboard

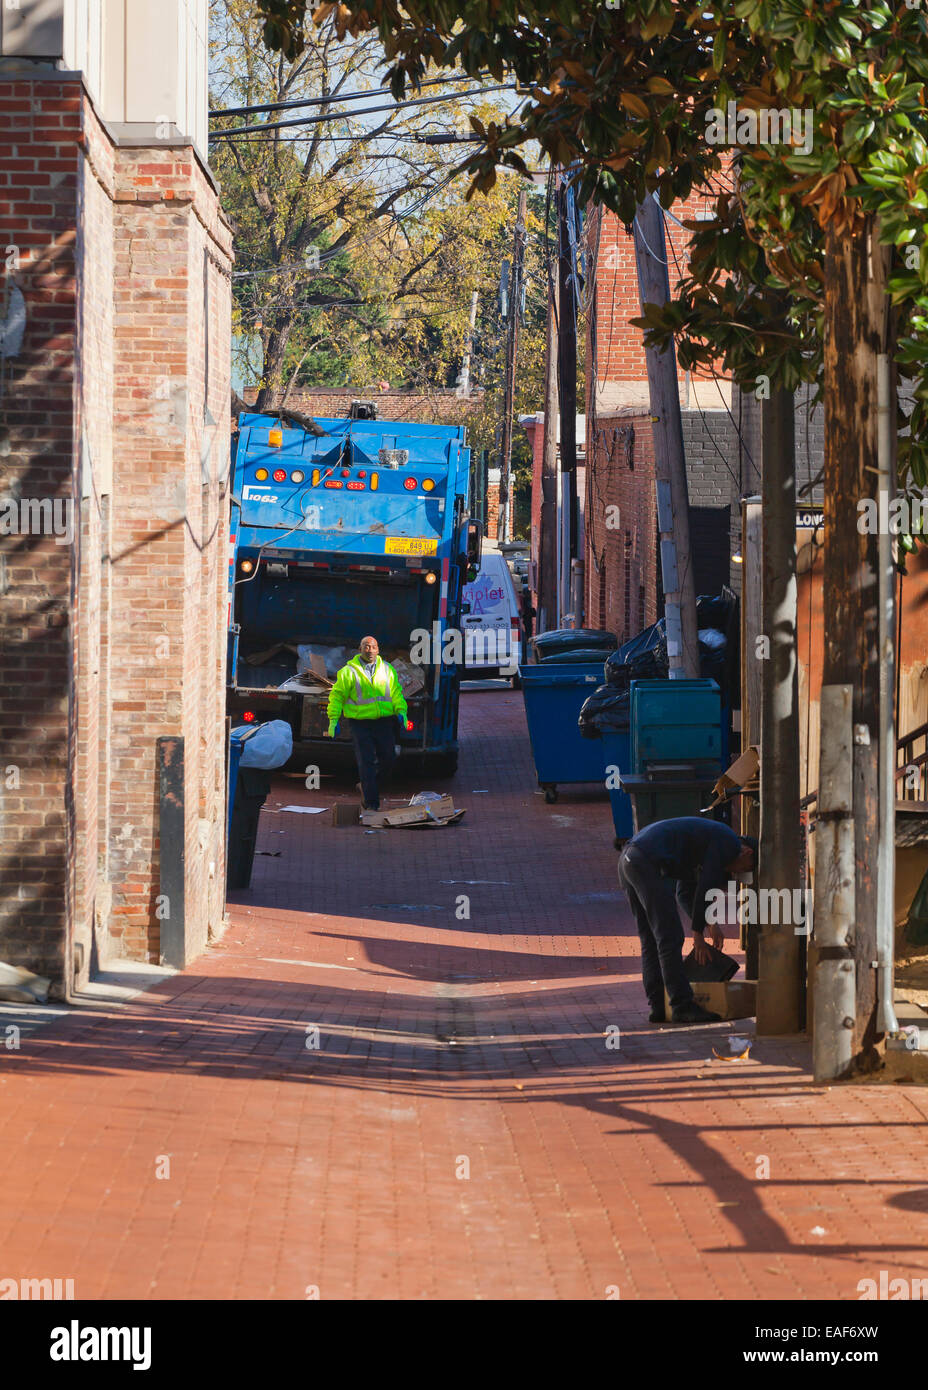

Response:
(330, 801), (360, 827)
(359, 795), (463, 828)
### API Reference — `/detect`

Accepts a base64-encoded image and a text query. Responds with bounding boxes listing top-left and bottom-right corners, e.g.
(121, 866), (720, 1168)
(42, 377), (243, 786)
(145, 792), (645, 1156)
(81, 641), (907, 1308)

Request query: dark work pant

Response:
(347, 717), (397, 810)
(617, 843), (694, 1013)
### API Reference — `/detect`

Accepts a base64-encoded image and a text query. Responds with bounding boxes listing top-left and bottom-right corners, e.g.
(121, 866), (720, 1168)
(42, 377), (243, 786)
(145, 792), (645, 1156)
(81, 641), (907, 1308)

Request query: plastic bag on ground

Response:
(238, 719), (294, 769)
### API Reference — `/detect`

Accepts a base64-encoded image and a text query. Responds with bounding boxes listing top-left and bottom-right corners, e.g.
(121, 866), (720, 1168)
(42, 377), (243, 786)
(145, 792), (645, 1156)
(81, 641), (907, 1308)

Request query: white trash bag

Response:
(238, 719), (293, 769)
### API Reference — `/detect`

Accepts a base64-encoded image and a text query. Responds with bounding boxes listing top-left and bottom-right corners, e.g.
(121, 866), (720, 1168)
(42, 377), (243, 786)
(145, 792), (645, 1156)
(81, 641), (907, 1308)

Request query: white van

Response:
(461, 551), (523, 680)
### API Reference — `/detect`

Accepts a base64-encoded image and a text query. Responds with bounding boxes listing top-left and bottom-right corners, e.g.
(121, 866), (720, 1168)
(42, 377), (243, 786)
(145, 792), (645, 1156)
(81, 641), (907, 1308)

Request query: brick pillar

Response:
(108, 146), (232, 963)
(0, 77), (86, 990)
(0, 75), (232, 990)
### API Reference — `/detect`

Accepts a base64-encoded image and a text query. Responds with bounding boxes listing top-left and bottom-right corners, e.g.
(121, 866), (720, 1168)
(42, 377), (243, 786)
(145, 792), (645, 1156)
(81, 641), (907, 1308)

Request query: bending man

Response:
(617, 817), (757, 1025)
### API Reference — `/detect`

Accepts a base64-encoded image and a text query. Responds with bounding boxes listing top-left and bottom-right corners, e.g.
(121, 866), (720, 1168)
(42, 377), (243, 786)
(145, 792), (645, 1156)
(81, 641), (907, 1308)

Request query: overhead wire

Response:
(210, 71), (494, 118)
(210, 84), (519, 139)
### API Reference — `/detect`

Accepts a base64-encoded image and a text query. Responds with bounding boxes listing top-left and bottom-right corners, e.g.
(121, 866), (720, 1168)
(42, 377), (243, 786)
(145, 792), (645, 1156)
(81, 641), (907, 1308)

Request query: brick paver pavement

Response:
(2, 686), (928, 1299)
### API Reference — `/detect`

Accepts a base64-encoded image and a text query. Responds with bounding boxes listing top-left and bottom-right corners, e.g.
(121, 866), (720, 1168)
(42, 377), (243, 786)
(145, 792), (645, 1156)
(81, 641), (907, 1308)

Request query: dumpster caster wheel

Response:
(544, 786), (558, 804)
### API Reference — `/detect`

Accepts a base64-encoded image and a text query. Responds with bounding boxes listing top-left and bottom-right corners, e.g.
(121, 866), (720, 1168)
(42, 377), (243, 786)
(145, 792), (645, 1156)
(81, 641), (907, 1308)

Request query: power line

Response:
(210, 84), (518, 140)
(210, 72), (487, 118)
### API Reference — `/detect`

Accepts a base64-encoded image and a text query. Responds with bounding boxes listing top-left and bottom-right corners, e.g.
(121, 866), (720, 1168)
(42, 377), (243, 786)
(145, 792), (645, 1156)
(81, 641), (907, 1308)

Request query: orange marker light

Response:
(268, 427), (283, 447)
(370, 473), (379, 491)
(422, 478), (435, 491)
(311, 468), (320, 486)
(254, 468), (269, 481)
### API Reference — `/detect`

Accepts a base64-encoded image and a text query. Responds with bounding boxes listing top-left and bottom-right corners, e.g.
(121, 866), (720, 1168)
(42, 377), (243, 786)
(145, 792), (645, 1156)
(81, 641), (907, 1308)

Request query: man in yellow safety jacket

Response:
(325, 635), (410, 810)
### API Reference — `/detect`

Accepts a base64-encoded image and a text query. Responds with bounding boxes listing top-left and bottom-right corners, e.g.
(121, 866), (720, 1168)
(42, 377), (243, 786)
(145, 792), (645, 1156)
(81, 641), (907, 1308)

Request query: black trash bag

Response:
(695, 594), (734, 630)
(532, 627), (618, 659)
(578, 684), (631, 739)
(539, 647), (621, 665)
(604, 613), (731, 688)
(603, 620), (668, 686)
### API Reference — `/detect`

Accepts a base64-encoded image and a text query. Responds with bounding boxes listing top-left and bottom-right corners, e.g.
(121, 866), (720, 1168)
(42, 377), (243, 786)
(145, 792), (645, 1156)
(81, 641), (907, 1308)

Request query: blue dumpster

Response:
(519, 662), (607, 802)
(600, 731), (634, 840)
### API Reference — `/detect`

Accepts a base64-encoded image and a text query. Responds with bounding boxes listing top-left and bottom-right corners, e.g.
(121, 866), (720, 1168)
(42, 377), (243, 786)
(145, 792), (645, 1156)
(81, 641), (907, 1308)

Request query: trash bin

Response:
(600, 731), (634, 841)
(227, 719), (293, 890)
(577, 684), (633, 840)
(227, 764), (273, 890)
(519, 662), (607, 802)
(620, 679), (722, 831)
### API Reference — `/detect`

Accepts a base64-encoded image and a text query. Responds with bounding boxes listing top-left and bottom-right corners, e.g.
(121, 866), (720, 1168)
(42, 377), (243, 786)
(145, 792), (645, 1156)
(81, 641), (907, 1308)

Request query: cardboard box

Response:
(663, 979), (756, 1020)
(330, 802), (360, 827)
(704, 746), (759, 810)
(360, 795), (464, 828)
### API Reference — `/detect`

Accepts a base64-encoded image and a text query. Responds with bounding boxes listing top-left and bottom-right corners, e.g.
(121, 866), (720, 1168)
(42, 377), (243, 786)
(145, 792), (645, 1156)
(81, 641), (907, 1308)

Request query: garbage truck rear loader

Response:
(227, 409), (481, 777)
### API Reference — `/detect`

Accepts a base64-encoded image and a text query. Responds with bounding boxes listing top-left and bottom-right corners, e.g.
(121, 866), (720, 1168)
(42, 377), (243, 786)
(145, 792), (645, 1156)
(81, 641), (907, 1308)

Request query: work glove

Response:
(325, 721), (337, 738)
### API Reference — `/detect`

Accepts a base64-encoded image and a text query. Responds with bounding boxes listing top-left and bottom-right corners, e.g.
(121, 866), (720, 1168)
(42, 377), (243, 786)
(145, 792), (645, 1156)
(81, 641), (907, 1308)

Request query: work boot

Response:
(648, 1007), (666, 1024)
(671, 1003), (722, 1024)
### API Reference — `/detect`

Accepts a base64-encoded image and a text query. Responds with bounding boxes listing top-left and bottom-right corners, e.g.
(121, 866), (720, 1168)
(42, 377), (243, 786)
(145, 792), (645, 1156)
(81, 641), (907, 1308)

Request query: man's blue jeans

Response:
(618, 842), (695, 1013)
(347, 716), (397, 810)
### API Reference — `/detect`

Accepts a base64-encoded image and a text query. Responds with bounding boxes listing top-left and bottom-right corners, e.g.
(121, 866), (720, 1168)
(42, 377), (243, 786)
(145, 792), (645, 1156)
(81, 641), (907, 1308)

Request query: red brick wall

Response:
(0, 75), (232, 991)
(588, 194), (726, 398)
(584, 411), (658, 642)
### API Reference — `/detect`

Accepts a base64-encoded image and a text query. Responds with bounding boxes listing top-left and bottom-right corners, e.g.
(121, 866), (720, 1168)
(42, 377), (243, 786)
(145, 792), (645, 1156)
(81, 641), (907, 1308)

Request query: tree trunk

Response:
(819, 216), (886, 1073)
(756, 388), (803, 1034)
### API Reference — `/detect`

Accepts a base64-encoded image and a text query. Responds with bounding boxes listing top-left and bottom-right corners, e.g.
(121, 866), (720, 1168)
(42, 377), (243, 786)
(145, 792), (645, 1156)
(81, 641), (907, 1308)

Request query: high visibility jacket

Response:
(327, 655), (408, 725)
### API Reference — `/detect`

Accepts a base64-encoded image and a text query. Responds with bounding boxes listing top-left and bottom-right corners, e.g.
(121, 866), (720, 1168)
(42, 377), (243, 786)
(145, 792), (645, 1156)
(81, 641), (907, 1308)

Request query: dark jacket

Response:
(629, 817), (743, 935)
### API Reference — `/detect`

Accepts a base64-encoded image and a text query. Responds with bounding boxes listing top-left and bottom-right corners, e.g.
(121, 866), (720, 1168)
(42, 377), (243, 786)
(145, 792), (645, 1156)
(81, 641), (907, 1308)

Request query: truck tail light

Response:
(404, 477), (417, 490)
(290, 469), (305, 483)
(273, 468), (286, 482)
(346, 481), (365, 490)
(242, 710), (256, 722)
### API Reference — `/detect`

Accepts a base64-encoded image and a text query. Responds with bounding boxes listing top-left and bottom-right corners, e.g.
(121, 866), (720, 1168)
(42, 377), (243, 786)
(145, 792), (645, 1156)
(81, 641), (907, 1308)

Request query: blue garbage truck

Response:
(226, 405), (481, 777)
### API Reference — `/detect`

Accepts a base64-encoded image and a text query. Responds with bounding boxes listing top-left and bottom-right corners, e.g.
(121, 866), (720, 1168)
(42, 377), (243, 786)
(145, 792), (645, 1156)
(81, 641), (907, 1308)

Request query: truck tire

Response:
(423, 751), (458, 779)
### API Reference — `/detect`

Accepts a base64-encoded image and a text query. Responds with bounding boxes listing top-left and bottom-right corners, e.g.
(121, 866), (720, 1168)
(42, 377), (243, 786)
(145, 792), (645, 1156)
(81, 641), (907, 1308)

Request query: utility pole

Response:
(457, 289), (479, 397)
(537, 275), (559, 635)
(813, 218), (889, 1077)
(632, 193), (699, 678)
(498, 189), (527, 544)
(557, 179), (578, 619)
(756, 387), (803, 1034)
